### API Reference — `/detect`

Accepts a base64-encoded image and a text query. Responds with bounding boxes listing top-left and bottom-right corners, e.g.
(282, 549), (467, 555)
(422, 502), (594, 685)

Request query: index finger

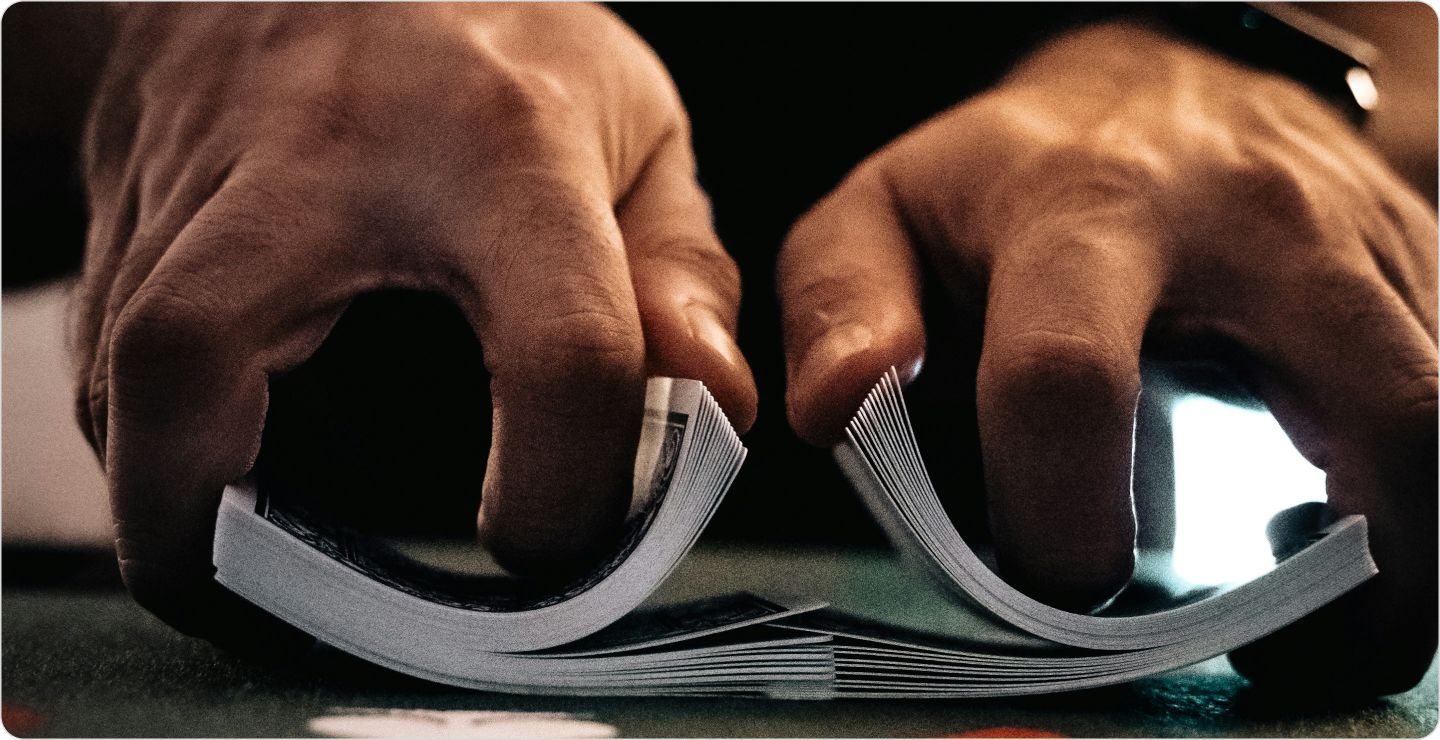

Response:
(105, 170), (353, 651)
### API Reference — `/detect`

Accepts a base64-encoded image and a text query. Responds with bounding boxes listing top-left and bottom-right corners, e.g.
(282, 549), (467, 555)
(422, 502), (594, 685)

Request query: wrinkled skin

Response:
(780, 24), (1437, 695)
(74, 3), (756, 644)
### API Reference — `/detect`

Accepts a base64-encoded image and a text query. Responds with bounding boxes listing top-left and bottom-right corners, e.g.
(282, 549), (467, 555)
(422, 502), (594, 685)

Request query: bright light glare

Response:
(1346, 67), (1379, 111)
(1171, 396), (1326, 586)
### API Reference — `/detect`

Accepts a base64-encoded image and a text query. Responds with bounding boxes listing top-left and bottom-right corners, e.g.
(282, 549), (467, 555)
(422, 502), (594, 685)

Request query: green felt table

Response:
(3, 543), (1436, 738)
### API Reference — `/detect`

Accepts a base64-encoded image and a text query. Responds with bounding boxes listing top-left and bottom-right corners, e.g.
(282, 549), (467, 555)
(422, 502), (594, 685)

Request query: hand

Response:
(74, 3), (755, 645)
(779, 23), (1436, 693)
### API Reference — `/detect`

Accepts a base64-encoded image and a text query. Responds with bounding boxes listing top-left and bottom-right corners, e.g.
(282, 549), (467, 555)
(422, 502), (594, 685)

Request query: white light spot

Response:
(1346, 67), (1379, 111)
(308, 708), (619, 738)
(1171, 396), (1325, 586)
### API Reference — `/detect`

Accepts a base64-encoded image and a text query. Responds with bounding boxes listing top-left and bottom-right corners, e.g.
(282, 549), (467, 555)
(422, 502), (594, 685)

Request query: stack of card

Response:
(827, 367), (1376, 697)
(213, 373), (1377, 698)
(215, 379), (834, 697)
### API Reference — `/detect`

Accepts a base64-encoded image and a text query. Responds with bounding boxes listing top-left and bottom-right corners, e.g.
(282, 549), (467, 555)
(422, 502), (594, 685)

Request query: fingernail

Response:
(686, 305), (742, 370)
(798, 322), (874, 387)
(897, 355), (924, 385)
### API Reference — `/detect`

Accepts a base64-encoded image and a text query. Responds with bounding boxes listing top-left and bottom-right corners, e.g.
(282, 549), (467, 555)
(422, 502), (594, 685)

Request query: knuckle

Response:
(781, 273), (872, 334)
(637, 241), (741, 304)
(281, 50), (581, 163)
(1306, 265), (1424, 344)
(479, 66), (574, 123)
(487, 172), (610, 244)
(542, 307), (645, 366)
(983, 142), (1169, 238)
(1227, 148), (1328, 241)
(1010, 142), (1164, 204)
(109, 276), (227, 383)
(460, 65), (580, 157)
(525, 305), (645, 396)
(1001, 229), (1132, 273)
(1376, 360), (1438, 441)
(986, 328), (1139, 410)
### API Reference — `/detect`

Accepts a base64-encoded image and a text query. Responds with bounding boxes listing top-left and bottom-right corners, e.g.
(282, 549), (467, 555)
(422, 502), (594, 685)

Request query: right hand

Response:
(74, 3), (755, 644)
(778, 23), (1436, 694)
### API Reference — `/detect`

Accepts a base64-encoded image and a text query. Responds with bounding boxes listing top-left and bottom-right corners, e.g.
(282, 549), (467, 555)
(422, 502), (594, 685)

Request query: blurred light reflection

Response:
(1170, 395), (1326, 586)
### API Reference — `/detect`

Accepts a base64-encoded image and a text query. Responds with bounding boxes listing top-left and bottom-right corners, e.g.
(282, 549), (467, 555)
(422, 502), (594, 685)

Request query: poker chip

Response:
(2, 704), (45, 736)
(947, 727), (1068, 738)
(307, 708), (618, 738)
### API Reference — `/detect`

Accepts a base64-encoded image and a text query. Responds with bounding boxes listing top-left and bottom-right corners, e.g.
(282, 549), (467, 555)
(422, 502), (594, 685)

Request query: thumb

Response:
(778, 164), (926, 445)
(619, 128), (756, 431)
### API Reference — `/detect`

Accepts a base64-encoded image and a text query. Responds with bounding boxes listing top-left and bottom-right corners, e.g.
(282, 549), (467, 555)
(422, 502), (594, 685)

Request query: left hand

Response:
(779, 22), (1436, 695)
(72, 3), (756, 650)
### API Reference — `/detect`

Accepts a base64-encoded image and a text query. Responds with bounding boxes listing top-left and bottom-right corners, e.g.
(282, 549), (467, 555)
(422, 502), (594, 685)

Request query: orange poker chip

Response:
(947, 727), (1068, 738)
(2, 704), (46, 736)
